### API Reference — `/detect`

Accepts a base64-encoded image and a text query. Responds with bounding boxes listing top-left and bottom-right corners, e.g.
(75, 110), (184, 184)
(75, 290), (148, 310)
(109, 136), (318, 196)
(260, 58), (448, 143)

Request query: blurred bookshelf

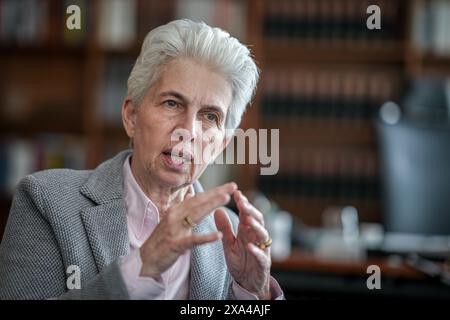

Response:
(1, 0), (450, 237)
(0, 0), (251, 236)
(0, 0), (176, 235)
(238, 0), (450, 228)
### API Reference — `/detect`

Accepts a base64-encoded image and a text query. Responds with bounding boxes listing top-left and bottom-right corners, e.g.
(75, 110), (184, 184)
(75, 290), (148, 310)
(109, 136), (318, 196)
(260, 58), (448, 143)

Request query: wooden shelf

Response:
(99, 45), (142, 57)
(261, 118), (376, 145)
(263, 40), (406, 65)
(0, 120), (83, 137)
(420, 53), (450, 66)
(269, 194), (381, 226)
(272, 249), (424, 280)
(0, 44), (87, 57)
(0, 44), (143, 58)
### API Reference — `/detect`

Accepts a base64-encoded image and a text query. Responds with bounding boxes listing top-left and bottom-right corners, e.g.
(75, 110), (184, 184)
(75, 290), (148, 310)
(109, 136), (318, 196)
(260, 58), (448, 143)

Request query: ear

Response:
(122, 96), (137, 139)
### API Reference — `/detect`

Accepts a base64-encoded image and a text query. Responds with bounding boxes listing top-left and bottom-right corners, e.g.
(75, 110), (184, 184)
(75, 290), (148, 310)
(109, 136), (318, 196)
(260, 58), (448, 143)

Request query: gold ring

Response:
(183, 216), (196, 228)
(257, 237), (272, 250)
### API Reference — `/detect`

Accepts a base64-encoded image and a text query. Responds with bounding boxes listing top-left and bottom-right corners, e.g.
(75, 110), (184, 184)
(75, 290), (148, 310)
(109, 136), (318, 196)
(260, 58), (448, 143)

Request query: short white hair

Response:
(127, 19), (259, 133)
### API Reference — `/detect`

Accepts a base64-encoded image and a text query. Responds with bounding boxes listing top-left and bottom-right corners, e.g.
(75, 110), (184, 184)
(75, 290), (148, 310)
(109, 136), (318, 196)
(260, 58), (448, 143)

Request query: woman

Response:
(0, 19), (283, 300)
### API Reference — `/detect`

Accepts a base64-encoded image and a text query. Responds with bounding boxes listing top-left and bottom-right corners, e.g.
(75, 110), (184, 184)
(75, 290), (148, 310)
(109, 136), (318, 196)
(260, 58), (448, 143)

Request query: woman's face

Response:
(122, 58), (232, 189)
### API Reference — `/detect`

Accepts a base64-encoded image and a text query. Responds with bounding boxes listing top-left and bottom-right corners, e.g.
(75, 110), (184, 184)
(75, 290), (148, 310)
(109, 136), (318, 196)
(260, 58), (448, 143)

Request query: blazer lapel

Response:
(189, 182), (229, 299)
(80, 150), (132, 271)
(80, 200), (129, 271)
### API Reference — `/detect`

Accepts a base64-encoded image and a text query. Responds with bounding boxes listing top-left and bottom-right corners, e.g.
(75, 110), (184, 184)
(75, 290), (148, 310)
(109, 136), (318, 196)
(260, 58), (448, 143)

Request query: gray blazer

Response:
(0, 150), (238, 300)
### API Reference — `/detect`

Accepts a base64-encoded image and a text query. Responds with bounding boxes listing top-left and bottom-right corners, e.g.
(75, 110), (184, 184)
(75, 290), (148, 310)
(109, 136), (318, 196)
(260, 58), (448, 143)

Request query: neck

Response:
(129, 156), (190, 216)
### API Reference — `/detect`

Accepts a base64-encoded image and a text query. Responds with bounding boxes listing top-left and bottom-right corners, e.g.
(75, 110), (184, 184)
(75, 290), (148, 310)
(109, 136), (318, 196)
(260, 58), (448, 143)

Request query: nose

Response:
(175, 111), (199, 142)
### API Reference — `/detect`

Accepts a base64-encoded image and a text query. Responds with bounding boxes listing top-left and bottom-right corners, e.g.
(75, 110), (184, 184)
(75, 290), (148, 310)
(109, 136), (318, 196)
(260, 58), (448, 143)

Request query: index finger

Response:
(185, 184), (195, 200)
(176, 182), (237, 223)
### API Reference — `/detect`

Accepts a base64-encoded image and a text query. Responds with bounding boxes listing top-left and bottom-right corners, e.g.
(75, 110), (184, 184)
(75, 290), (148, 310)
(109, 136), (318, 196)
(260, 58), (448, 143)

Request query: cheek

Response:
(134, 118), (166, 154)
(201, 131), (224, 162)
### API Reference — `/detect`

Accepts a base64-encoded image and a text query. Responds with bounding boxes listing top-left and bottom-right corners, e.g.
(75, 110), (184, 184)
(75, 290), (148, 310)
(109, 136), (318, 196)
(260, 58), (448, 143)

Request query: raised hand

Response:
(215, 190), (272, 299)
(139, 182), (237, 278)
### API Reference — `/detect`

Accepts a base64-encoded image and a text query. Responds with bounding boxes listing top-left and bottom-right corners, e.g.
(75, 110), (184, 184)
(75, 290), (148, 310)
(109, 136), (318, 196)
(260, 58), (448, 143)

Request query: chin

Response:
(157, 170), (190, 189)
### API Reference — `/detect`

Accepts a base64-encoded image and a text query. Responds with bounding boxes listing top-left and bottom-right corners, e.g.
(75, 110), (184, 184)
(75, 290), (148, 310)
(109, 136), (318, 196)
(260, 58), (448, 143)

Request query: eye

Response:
(164, 100), (179, 109)
(205, 113), (218, 122)
(205, 112), (220, 124)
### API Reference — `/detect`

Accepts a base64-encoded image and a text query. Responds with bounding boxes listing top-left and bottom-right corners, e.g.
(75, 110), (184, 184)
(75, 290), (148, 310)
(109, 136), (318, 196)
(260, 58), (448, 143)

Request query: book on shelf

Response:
(411, 0), (450, 56)
(0, 0), (49, 46)
(175, 0), (246, 40)
(263, 0), (403, 46)
(136, 0), (175, 42)
(0, 0), (92, 47)
(258, 147), (379, 203)
(98, 0), (137, 50)
(97, 57), (134, 126)
(261, 67), (400, 126)
(0, 135), (86, 196)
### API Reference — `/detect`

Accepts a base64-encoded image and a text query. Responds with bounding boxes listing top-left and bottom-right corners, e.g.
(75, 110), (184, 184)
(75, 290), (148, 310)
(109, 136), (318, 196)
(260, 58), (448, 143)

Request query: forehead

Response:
(151, 58), (232, 110)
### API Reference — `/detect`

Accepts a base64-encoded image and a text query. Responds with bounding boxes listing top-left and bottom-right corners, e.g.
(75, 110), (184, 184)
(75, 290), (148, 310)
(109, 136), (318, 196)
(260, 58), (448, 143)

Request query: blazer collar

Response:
(79, 150), (132, 271)
(80, 150), (132, 204)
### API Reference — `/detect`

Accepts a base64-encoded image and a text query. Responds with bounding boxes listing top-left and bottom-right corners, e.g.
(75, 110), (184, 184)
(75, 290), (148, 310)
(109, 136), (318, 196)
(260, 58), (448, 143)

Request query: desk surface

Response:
(271, 249), (424, 279)
(270, 250), (450, 300)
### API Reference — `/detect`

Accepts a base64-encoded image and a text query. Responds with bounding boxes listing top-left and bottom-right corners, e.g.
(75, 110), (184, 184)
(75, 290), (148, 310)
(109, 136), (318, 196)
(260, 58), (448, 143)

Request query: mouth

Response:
(162, 148), (193, 163)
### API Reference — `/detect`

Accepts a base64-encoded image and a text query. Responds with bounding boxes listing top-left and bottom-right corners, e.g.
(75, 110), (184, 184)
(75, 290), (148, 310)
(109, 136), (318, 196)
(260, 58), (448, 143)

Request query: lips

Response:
(162, 148), (193, 163)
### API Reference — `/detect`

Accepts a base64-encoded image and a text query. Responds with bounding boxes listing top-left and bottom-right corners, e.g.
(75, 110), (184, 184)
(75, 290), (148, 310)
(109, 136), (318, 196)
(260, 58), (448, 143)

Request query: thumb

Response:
(214, 208), (235, 247)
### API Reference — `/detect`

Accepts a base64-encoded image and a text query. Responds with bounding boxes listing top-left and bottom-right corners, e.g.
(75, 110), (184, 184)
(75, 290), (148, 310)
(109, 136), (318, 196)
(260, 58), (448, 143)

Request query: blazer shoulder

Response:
(32, 167), (91, 181)
(25, 168), (92, 190)
(15, 168), (92, 204)
(11, 168), (95, 225)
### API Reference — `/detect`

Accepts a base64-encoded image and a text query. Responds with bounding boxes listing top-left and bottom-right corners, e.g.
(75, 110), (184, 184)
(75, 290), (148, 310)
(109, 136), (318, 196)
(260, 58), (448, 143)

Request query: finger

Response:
(163, 185), (192, 212)
(248, 243), (271, 265)
(214, 209), (236, 247)
(194, 182), (237, 206)
(174, 182), (235, 212)
(185, 185), (195, 200)
(183, 231), (223, 250)
(245, 216), (270, 244)
(186, 183), (237, 222)
(234, 191), (264, 226)
(188, 192), (231, 224)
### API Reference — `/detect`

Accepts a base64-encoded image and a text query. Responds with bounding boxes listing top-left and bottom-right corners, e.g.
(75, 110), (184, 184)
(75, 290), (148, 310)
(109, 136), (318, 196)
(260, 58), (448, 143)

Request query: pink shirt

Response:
(119, 155), (283, 299)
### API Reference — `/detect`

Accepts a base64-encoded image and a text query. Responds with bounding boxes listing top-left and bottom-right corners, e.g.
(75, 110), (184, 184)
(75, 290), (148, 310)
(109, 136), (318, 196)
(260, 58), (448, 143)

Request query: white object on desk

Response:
(269, 210), (293, 261)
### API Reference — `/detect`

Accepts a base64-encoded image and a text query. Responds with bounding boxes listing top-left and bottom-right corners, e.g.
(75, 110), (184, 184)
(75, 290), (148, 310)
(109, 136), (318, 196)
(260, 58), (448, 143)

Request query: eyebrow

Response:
(160, 91), (188, 104)
(159, 90), (226, 120)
